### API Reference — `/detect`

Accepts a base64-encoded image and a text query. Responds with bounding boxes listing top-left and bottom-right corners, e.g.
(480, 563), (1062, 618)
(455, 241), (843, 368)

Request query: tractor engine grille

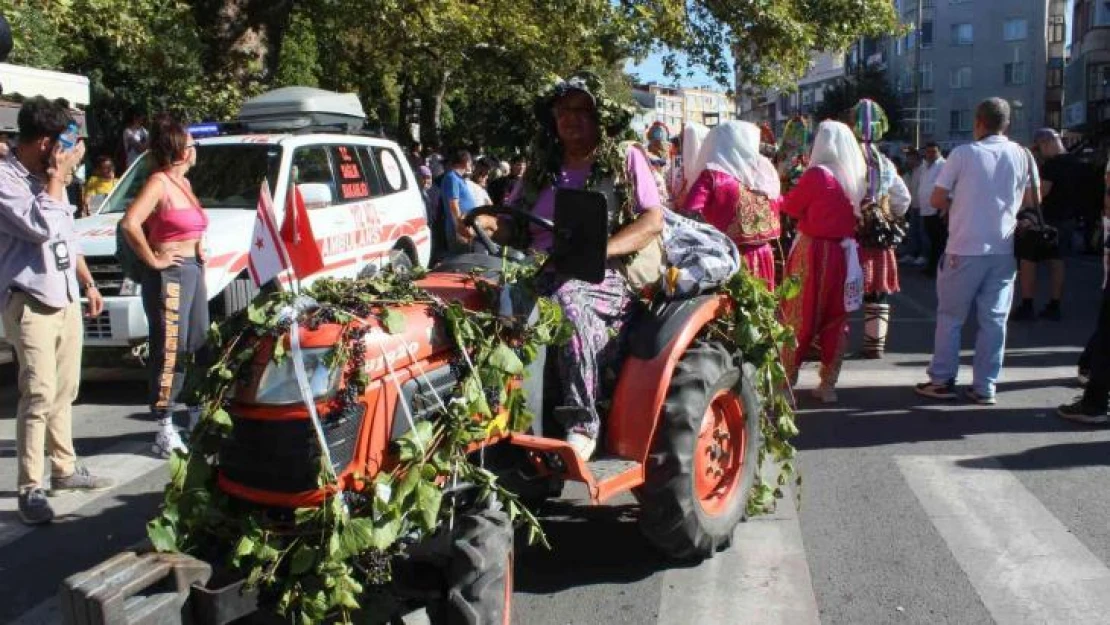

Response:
(85, 256), (125, 297)
(220, 403), (367, 494)
(391, 365), (459, 439)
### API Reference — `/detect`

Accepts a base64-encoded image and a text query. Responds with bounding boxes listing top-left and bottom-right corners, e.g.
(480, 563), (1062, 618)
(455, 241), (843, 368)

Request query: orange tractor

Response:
(62, 201), (763, 625)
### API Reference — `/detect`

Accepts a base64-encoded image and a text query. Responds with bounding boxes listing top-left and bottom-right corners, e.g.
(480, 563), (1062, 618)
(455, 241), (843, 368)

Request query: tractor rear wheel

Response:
(638, 340), (761, 560)
(428, 503), (513, 625)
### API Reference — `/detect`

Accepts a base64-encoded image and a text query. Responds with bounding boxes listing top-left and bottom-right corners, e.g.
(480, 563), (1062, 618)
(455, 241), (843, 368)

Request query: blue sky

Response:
(624, 50), (734, 90)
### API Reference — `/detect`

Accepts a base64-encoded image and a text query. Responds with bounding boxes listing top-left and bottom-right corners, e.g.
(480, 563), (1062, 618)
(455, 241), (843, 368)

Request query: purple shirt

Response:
(0, 154), (81, 309)
(511, 145), (662, 252)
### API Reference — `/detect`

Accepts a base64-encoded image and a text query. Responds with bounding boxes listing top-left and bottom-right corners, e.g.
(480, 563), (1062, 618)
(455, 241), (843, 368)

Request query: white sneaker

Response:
(566, 432), (597, 461)
(153, 428), (188, 459)
(912, 256), (927, 267)
(811, 385), (838, 404)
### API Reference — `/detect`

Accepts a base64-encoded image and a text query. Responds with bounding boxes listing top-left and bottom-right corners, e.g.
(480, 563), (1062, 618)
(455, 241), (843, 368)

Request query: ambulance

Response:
(75, 87), (432, 365)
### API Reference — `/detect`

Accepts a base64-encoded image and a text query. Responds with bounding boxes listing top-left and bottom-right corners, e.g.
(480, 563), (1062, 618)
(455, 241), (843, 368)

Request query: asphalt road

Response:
(2, 254), (1108, 625)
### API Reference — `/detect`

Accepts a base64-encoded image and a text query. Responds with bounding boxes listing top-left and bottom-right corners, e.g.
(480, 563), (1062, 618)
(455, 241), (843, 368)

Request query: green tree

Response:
(273, 10), (321, 88)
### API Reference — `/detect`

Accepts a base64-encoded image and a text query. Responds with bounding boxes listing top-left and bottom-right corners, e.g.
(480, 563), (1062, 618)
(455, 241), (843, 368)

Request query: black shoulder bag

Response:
(1014, 147), (1059, 262)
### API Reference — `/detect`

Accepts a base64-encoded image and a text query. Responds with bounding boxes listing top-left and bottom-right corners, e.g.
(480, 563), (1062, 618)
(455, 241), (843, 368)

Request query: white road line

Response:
(0, 439), (167, 550)
(897, 455), (1110, 625)
(657, 486), (820, 625)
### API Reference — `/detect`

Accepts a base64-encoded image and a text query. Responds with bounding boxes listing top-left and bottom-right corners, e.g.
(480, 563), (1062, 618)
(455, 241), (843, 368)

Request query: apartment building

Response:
(1064, 0), (1110, 135)
(737, 52), (849, 135)
(887, 0), (1062, 148)
(631, 83), (736, 135)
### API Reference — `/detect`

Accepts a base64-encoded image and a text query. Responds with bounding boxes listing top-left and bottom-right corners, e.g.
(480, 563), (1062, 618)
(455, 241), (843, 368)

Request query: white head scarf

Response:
(699, 120), (782, 199)
(681, 122), (710, 186)
(809, 120), (867, 216)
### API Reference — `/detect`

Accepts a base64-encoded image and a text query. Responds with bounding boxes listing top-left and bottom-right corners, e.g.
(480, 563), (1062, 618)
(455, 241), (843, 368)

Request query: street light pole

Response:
(912, 0), (924, 149)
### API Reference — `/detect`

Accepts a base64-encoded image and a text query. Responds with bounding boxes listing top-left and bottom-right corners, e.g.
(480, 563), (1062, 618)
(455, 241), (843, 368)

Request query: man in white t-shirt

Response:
(915, 142), (946, 276)
(122, 112), (148, 168)
(915, 98), (1034, 405)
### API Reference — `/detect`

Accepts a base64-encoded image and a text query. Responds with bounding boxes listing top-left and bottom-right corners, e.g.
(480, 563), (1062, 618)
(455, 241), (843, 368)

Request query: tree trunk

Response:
(419, 69), (450, 148)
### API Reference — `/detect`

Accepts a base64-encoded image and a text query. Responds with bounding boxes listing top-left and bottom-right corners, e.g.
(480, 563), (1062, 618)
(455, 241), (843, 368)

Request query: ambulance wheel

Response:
(639, 341), (761, 560)
(389, 248), (414, 276)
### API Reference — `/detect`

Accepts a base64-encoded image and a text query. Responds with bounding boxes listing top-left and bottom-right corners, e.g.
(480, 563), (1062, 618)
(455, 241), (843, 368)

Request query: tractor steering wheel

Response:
(462, 205), (554, 259)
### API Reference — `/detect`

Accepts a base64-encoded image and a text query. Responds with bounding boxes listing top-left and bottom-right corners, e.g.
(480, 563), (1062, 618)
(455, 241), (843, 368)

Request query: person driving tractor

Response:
(479, 72), (664, 461)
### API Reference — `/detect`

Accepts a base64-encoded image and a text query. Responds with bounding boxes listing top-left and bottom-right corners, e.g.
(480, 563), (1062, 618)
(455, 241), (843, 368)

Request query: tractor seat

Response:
(625, 294), (719, 360)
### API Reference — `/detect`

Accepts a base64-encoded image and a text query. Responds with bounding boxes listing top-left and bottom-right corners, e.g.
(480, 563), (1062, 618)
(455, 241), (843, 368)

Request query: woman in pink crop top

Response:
(119, 114), (209, 458)
(776, 120), (865, 404)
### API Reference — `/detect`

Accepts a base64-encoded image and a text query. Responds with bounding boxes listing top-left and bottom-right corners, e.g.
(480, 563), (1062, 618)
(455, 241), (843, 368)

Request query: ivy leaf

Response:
(235, 535), (256, 558)
(247, 303), (267, 325)
(169, 452), (187, 489)
(210, 409), (232, 428)
(369, 512), (402, 550)
(395, 467), (422, 504)
(289, 544), (317, 575)
(338, 518), (375, 557)
(147, 519), (177, 552)
(380, 309), (406, 334)
(415, 480), (442, 531)
(272, 340), (286, 362)
(487, 344), (524, 375)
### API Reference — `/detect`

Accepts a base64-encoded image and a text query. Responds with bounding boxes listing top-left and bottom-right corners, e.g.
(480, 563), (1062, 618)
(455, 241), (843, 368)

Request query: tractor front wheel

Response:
(428, 503), (514, 625)
(638, 341), (761, 560)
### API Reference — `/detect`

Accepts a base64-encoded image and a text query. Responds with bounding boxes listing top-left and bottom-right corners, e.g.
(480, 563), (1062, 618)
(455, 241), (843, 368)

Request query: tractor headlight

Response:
(119, 278), (141, 296)
(253, 347), (341, 404)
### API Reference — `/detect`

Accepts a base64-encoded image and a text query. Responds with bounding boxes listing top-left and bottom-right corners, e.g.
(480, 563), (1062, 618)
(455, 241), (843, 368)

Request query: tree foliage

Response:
(0, 0), (900, 154)
(813, 68), (904, 139)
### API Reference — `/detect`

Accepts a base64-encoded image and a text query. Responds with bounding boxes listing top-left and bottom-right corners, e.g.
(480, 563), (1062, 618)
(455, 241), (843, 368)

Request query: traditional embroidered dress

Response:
(852, 100), (912, 358)
(777, 167), (859, 383)
(775, 121), (867, 399)
(683, 121), (781, 291)
(685, 170), (777, 290)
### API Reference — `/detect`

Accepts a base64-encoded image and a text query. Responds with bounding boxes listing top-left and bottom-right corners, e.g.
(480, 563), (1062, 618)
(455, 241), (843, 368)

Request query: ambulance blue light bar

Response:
(187, 123), (222, 138)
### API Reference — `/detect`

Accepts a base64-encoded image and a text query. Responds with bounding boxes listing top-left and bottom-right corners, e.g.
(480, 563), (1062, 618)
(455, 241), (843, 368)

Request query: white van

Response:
(73, 87), (431, 365)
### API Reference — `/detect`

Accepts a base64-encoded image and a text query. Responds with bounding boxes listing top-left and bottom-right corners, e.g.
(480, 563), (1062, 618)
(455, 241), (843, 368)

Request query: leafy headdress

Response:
(522, 71), (638, 212)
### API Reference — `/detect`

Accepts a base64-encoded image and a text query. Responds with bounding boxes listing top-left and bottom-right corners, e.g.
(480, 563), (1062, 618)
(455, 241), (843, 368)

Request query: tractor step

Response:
(507, 434), (645, 504)
(586, 456), (640, 481)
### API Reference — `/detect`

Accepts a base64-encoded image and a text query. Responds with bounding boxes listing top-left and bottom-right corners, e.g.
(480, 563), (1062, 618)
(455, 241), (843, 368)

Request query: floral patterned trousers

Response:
(547, 268), (635, 438)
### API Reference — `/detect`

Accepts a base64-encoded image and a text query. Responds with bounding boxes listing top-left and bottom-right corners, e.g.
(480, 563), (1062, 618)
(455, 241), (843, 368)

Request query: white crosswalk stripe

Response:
(898, 455), (1110, 625)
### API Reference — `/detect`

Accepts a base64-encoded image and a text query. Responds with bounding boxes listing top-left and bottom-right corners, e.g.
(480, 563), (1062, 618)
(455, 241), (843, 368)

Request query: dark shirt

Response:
(487, 175), (519, 206)
(1039, 154), (1086, 222)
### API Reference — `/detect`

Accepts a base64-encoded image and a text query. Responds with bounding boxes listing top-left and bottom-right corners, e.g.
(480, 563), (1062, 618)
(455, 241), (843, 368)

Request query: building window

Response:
(1003, 18), (1028, 41)
(951, 23), (973, 45)
(1004, 62), (1027, 85)
(1046, 109), (1062, 129)
(920, 62), (934, 91)
(921, 21), (934, 47)
(1048, 15), (1066, 43)
(949, 0), (970, 4)
(950, 109), (972, 132)
(949, 66), (972, 89)
(921, 108), (936, 135)
(1088, 64), (1110, 101)
(900, 69), (913, 93)
(1047, 67), (1063, 88)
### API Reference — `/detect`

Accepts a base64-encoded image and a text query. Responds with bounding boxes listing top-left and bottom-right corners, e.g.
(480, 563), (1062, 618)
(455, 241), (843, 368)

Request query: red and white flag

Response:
(247, 182), (287, 287)
(279, 183), (325, 279)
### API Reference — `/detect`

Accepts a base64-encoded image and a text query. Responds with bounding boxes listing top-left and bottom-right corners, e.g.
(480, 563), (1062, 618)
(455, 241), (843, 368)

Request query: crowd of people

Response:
(411, 77), (1110, 458)
(2, 73), (1108, 526)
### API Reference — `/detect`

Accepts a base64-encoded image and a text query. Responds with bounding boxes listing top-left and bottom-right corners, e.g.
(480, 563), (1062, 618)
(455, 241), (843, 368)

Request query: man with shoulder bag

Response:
(915, 98), (1035, 406)
(0, 97), (114, 526)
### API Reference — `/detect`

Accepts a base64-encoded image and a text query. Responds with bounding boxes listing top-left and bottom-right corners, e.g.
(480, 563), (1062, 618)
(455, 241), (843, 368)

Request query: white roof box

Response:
(237, 86), (366, 132)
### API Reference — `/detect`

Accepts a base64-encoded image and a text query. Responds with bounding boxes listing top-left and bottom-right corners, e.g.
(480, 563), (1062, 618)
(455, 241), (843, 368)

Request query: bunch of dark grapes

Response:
(483, 385), (502, 413)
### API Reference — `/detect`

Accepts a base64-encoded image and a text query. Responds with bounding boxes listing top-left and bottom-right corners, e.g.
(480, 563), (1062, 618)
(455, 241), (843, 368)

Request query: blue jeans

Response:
(927, 254), (1017, 397)
(904, 208), (930, 258)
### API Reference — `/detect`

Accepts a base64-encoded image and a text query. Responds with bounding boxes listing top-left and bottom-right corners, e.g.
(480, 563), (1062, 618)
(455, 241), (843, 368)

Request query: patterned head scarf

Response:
(850, 99), (894, 201)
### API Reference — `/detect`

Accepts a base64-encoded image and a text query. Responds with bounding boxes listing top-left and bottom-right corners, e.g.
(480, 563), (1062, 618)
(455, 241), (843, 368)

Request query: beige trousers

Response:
(2, 292), (81, 492)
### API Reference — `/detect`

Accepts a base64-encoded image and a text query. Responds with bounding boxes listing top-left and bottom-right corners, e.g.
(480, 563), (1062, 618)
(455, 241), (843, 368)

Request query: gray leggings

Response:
(141, 258), (208, 415)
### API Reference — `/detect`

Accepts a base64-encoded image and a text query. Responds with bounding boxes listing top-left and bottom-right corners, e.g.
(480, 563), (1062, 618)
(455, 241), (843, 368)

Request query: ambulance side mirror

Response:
(297, 183), (333, 209)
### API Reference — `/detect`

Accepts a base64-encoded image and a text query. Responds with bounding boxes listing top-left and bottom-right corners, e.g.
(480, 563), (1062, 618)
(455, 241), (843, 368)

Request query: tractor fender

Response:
(607, 294), (732, 462)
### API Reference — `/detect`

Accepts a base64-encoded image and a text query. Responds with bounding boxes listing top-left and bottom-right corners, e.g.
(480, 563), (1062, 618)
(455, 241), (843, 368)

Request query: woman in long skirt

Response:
(777, 121), (866, 403)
